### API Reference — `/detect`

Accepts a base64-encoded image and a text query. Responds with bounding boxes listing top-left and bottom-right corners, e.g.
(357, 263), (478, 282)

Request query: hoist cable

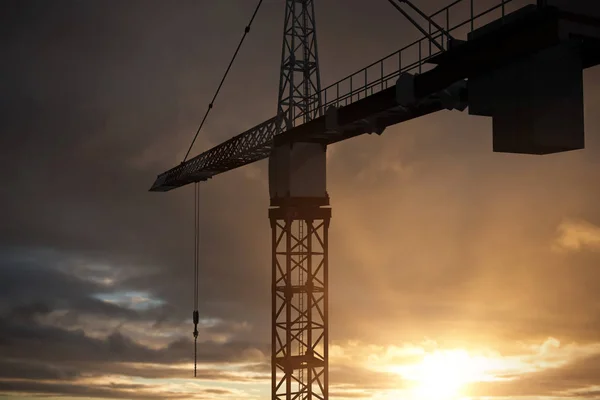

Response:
(195, 183), (199, 309)
(192, 183), (200, 377)
(183, 0), (265, 162)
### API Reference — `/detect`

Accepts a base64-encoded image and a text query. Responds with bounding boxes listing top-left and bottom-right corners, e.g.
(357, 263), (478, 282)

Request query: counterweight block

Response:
(469, 41), (585, 154)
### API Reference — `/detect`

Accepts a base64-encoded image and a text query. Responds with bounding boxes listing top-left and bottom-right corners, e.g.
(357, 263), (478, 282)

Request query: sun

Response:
(410, 350), (480, 400)
(381, 347), (497, 400)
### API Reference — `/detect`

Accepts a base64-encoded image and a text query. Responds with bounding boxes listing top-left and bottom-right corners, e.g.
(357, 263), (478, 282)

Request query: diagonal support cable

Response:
(183, 0), (264, 162)
(386, 0), (454, 52)
(400, 0), (454, 41)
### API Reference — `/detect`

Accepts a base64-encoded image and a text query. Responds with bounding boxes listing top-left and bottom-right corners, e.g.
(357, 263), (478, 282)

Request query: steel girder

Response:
(150, 116), (282, 191)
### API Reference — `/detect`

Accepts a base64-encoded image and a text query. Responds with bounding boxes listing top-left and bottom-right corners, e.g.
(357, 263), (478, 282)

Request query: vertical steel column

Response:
(270, 201), (330, 400)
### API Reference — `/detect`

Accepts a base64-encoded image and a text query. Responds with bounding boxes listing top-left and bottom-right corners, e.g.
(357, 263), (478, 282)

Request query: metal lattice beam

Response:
(150, 117), (282, 191)
(270, 206), (330, 400)
(277, 0), (322, 130)
(150, 0), (519, 193)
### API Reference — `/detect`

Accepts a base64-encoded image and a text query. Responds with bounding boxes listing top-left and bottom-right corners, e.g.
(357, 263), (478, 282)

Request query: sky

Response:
(1, 0), (600, 399)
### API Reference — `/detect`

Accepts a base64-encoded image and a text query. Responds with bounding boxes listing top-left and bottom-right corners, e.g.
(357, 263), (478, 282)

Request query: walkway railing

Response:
(292, 0), (533, 127)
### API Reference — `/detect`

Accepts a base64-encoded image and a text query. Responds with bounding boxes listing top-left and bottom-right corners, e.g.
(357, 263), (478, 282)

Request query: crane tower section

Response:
(277, 0), (323, 129)
(270, 203), (330, 400)
(271, 1), (329, 399)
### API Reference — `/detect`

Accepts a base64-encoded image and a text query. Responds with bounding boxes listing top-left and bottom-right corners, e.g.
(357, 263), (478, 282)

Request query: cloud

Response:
(0, 380), (210, 400)
(0, 248), (270, 398)
(467, 351), (600, 397)
(554, 218), (600, 252)
(0, 315), (267, 366)
(0, 359), (81, 381)
(327, 338), (600, 398)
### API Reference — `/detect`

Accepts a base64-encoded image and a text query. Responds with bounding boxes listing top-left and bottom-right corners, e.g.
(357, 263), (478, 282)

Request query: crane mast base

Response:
(270, 201), (330, 400)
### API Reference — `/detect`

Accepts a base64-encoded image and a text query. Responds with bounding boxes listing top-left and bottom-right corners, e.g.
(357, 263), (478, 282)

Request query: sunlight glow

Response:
(411, 350), (477, 400)
(384, 349), (493, 400)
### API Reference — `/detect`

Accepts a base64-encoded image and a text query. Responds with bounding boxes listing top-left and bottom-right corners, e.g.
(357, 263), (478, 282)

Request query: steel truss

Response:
(270, 204), (331, 400)
(277, 0), (322, 130)
(150, 0), (516, 192)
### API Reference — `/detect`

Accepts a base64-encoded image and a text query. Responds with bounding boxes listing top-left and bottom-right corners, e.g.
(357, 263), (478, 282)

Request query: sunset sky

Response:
(2, 0), (600, 399)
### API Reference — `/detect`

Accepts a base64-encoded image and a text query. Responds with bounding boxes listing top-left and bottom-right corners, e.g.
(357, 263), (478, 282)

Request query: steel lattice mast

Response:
(271, 1), (329, 399)
(277, 0), (322, 129)
(270, 207), (330, 400)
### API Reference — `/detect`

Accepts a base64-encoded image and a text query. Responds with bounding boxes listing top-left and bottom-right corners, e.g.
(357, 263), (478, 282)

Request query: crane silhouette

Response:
(149, 0), (600, 398)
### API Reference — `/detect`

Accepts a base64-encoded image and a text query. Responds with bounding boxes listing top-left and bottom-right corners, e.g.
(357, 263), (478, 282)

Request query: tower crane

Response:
(149, 0), (600, 398)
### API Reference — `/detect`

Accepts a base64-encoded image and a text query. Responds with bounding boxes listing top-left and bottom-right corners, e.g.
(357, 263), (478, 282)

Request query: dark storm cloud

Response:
(85, 362), (270, 381)
(0, 251), (150, 323)
(0, 248), (268, 389)
(0, 312), (268, 397)
(0, 359), (80, 381)
(0, 315), (267, 365)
